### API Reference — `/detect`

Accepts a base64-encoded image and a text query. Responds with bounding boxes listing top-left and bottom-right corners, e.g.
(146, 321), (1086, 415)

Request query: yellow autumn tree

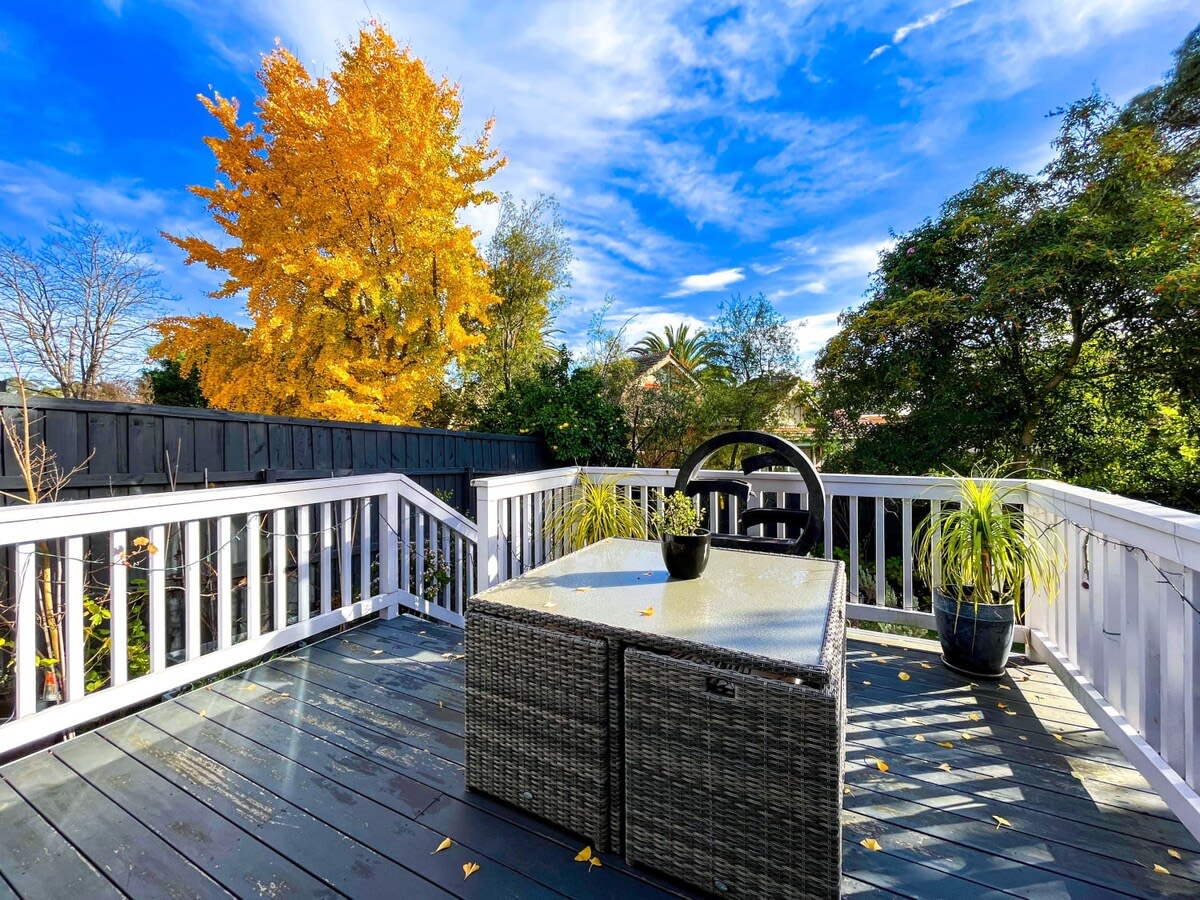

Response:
(153, 24), (504, 423)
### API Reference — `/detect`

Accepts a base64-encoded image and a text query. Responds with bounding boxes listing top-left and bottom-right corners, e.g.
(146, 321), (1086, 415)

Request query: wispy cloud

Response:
(667, 267), (746, 297)
(867, 0), (974, 62)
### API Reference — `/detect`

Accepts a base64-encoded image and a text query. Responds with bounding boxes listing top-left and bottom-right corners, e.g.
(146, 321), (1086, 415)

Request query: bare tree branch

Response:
(0, 213), (173, 398)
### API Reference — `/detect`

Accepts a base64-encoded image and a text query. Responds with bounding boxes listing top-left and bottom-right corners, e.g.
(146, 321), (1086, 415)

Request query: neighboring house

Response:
(625, 350), (701, 395)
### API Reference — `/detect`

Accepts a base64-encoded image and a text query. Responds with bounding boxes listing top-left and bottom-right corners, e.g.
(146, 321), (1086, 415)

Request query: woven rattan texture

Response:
(623, 613), (845, 899)
(465, 613), (613, 849)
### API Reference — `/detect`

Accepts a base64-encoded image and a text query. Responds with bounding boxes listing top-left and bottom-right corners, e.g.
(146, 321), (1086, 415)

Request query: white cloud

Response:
(894, 0), (974, 45)
(667, 267), (746, 297)
(790, 311), (844, 359)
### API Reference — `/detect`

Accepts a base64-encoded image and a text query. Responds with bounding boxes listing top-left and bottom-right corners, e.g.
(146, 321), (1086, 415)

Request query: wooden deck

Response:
(0, 616), (1197, 899)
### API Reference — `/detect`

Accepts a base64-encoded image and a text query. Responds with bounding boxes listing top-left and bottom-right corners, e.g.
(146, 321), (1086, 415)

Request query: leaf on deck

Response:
(938, 763), (952, 771)
(860, 838), (882, 851)
(639, 607), (654, 617)
(937, 741), (954, 749)
(898, 672), (911, 681)
(463, 862), (480, 879)
(575, 846), (593, 863)
(993, 815), (1012, 829)
(432, 837), (452, 854)
(1154, 864), (1170, 875)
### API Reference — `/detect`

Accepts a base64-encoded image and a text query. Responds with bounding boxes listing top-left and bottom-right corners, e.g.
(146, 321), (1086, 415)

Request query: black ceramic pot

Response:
(661, 529), (711, 579)
(933, 587), (1015, 679)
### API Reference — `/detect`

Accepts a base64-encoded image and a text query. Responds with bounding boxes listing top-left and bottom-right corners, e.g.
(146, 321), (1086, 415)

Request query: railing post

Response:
(1023, 490), (1052, 663)
(475, 478), (500, 592)
(380, 487), (400, 620)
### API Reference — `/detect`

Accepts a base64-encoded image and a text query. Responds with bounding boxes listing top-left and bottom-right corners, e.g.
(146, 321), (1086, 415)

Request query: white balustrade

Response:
(0, 472), (476, 755)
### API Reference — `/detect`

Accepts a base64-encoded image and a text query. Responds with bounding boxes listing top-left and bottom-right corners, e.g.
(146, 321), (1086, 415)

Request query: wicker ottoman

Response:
(624, 640), (845, 899)
(465, 613), (616, 849)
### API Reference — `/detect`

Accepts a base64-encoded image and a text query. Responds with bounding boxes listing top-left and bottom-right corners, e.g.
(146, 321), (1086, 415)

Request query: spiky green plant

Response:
(915, 464), (1062, 614)
(546, 474), (647, 552)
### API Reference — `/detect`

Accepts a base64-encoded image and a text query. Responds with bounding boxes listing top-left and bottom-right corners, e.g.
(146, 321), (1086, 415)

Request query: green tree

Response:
(145, 358), (208, 408)
(479, 351), (632, 466)
(817, 94), (1199, 482)
(710, 293), (801, 387)
(466, 194), (571, 395)
(1122, 24), (1200, 188)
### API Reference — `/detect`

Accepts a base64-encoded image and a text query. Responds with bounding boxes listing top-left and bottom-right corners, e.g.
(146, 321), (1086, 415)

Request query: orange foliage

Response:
(154, 24), (504, 423)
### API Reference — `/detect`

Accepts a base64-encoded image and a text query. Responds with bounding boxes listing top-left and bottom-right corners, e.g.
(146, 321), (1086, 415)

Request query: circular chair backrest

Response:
(673, 429), (825, 556)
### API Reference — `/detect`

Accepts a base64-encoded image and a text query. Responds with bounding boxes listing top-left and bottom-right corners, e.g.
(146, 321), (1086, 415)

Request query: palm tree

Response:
(629, 324), (721, 377)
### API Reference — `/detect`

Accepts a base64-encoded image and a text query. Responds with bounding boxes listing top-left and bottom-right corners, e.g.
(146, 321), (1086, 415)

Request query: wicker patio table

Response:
(466, 538), (846, 899)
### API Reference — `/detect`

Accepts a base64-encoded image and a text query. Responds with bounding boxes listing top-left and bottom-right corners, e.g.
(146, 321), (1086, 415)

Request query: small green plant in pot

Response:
(915, 465), (1061, 678)
(650, 490), (710, 580)
(546, 474), (646, 553)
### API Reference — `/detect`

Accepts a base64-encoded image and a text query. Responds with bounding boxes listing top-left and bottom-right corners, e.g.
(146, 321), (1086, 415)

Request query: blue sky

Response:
(2, 1), (1199, 372)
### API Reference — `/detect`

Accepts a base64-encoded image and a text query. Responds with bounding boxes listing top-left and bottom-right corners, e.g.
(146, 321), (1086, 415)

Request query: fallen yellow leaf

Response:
(937, 741), (954, 749)
(432, 837), (452, 854)
(1005, 710), (1017, 716)
(639, 607), (654, 617)
(1167, 849), (1182, 860)
(1053, 733), (1064, 741)
(938, 763), (952, 771)
(860, 838), (882, 851)
(875, 759), (890, 773)
(575, 846), (593, 863)
(575, 587), (591, 592)
(843, 786), (852, 796)
(1019, 735), (1028, 740)
(997, 703), (1008, 709)
(1154, 864), (1170, 875)
(967, 712), (982, 721)
(588, 857), (602, 871)
(862, 680), (871, 685)
(898, 672), (911, 681)
(997, 684), (1011, 691)
(463, 862), (480, 879)
(904, 717), (918, 725)
(993, 815), (1012, 829)
(919, 662), (934, 669)
(914, 735), (926, 742)
(961, 732), (973, 741)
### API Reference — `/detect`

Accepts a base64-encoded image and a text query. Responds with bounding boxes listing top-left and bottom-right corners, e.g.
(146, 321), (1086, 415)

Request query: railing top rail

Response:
(1027, 479), (1200, 568)
(0, 472), (449, 543)
(472, 466), (580, 495)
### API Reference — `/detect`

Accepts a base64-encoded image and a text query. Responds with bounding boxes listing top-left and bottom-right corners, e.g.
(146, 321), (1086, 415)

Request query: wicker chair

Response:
(674, 429), (825, 556)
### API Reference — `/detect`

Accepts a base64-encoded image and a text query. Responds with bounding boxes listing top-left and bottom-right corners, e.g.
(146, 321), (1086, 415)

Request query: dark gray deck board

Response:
(2, 751), (231, 899)
(0, 777), (120, 899)
(1, 614), (1198, 899)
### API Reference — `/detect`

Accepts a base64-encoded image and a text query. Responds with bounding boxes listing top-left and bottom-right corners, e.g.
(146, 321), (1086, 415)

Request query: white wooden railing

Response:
(0, 472), (476, 754)
(1022, 480), (1200, 839)
(474, 466), (1200, 841)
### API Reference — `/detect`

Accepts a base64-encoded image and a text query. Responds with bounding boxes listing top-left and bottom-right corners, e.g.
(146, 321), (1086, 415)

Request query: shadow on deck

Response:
(0, 616), (1197, 898)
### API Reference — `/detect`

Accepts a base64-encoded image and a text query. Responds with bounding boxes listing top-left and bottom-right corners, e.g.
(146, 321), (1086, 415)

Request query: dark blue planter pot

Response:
(933, 587), (1015, 679)
(661, 530), (711, 580)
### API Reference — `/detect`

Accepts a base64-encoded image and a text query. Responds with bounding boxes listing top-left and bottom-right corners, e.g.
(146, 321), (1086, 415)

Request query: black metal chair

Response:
(673, 429), (825, 556)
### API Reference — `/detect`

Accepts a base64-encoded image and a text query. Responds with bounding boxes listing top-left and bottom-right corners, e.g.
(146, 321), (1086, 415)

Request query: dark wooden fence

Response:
(0, 396), (549, 516)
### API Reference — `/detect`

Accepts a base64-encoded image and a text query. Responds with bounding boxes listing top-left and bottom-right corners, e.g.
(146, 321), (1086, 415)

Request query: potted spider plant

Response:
(545, 473), (646, 553)
(914, 466), (1061, 678)
(650, 490), (710, 580)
